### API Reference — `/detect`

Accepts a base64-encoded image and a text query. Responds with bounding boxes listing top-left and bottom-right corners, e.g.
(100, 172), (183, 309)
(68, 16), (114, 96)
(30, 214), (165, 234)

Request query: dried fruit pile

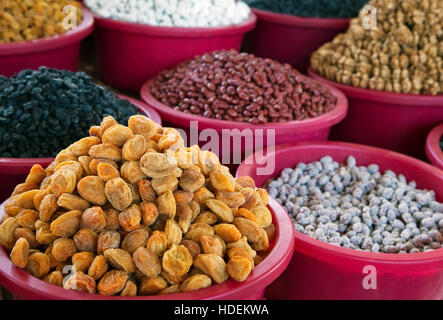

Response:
(152, 50), (338, 124)
(0, 0), (83, 43)
(0, 115), (274, 296)
(311, 0), (443, 95)
(0, 67), (138, 158)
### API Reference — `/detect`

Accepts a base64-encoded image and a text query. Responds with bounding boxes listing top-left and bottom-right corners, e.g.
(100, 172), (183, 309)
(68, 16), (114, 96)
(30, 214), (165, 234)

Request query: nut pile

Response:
(0, 0), (83, 43)
(0, 115), (274, 296)
(0, 67), (138, 158)
(152, 50), (338, 124)
(85, 0), (250, 28)
(311, 0), (443, 95)
(245, 0), (368, 19)
(267, 156), (443, 253)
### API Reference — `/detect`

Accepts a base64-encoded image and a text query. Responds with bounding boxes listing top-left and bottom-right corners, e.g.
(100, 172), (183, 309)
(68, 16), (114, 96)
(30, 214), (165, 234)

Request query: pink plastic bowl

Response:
(0, 95), (161, 203)
(243, 8), (350, 72)
(236, 141), (443, 300)
(426, 123), (443, 170)
(0, 7), (94, 77)
(308, 67), (443, 160)
(140, 79), (348, 170)
(89, 11), (256, 92)
(0, 197), (294, 300)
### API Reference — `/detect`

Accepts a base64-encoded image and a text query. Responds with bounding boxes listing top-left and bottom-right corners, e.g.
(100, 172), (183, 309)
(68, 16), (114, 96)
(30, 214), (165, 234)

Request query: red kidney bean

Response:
(152, 50), (338, 124)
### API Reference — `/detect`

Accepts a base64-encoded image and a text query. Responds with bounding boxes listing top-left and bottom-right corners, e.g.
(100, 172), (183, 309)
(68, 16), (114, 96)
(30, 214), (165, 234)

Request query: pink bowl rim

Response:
(251, 7), (351, 28)
(426, 123), (443, 170)
(140, 78), (348, 132)
(0, 198), (295, 300)
(90, 9), (257, 37)
(236, 140), (443, 263)
(308, 67), (443, 105)
(0, 94), (161, 167)
(0, 7), (94, 56)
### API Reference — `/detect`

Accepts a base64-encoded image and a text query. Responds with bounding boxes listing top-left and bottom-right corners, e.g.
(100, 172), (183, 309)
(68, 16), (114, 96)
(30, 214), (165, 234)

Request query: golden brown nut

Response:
(156, 190), (176, 219)
(184, 223), (214, 243)
(73, 229), (98, 253)
(26, 252), (50, 278)
(227, 256), (253, 282)
(72, 252), (96, 272)
(146, 231), (168, 257)
(119, 204), (142, 232)
(123, 135), (148, 161)
(80, 207), (106, 233)
(180, 274), (212, 292)
(88, 255), (109, 280)
(138, 276), (167, 295)
(133, 247), (161, 277)
(10, 237), (29, 269)
(97, 270), (128, 295)
(77, 176), (107, 206)
(57, 193), (90, 211)
(104, 248), (136, 273)
(206, 199), (233, 223)
(50, 210), (82, 238)
(0, 217), (20, 250)
(105, 178), (133, 211)
(121, 228), (149, 254)
(52, 238), (77, 262)
(102, 124), (134, 147)
(137, 180), (157, 203)
(162, 244), (193, 277)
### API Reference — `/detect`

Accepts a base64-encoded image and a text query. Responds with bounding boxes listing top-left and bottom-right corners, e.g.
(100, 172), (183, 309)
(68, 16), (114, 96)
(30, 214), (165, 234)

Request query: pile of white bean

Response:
(85, 0), (251, 27)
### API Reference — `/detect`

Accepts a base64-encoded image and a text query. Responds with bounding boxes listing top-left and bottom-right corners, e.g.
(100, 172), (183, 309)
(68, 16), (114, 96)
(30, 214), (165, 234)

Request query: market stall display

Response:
(0, 115), (295, 299)
(0, 3), (93, 77)
(243, 0), (368, 72)
(237, 141), (443, 300)
(86, 0), (256, 91)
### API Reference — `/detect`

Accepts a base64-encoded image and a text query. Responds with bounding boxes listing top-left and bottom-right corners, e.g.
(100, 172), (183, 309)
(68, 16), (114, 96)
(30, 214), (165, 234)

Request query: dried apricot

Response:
(104, 248), (136, 273)
(88, 255), (109, 280)
(120, 161), (147, 184)
(57, 193), (90, 211)
(133, 247), (161, 277)
(216, 191), (246, 208)
(234, 208), (258, 224)
(228, 247), (254, 264)
(233, 218), (261, 243)
(240, 188), (262, 209)
(102, 124), (134, 147)
(36, 221), (57, 244)
(89, 158), (118, 175)
(123, 135), (147, 161)
(140, 152), (177, 179)
(251, 227), (270, 251)
(236, 176), (256, 189)
(70, 136), (101, 156)
(0, 217), (20, 250)
(120, 280), (138, 296)
(146, 231), (168, 257)
(185, 223), (214, 243)
(97, 162), (120, 181)
(72, 252), (96, 272)
(74, 229), (98, 253)
(10, 237), (29, 268)
(81, 207), (106, 233)
(180, 274), (212, 292)
(16, 209), (38, 230)
(162, 244), (193, 277)
(209, 168), (235, 192)
(138, 276), (167, 295)
(105, 178), (133, 211)
(49, 169), (76, 197)
(104, 209), (120, 231)
(179, 169), (205, 193)
(15, 227), (38, 249)
(99, 116), (118, 138)
(77, 176), (107, 206)
(206, 199), (233, 223)
(97, 229), (121, 254)
(55, 161), (84, 181)
(128, 115), (158, 140)
(200, 236), (223, 257)
(52, 238), (77, 262)
(26, 252), (50, 278)
(137, 180), (157, 203)
(151, 175), (179, 194)
(226, 237), (256, 258)
(176, 204), (193, 233)
(264, 224), (275, 241)
(121, 228), (149, 254)
(38, 194), (58, 222)
(173, 190), (193, 205)
(78, 156), (93, 176)
(159, 284), (180, 295)
(250, 205), (272, 227)
(119, 204), (142, 232)
(165, 219), (182, 246)
(180, 240), (201, 259)
(64, 271), (96, 294)
(198, 151), (220, 176)
(140, 202), (158, 227)
(11, 182), (39, 197)
(25, 164), (47, 185)
(89, 143), (122, 162)
(194, 211), (218, 225)
(156, 190), (176, 219)
(193, 254), (228, 284)
(227, 256), (253, 282)
(50, 210), (82, 238)
(43, 271), (64, 286)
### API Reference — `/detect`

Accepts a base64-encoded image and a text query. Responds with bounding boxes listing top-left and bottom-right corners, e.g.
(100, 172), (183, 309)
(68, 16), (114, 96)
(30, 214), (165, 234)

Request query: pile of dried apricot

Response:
(0, 115), (275, 296)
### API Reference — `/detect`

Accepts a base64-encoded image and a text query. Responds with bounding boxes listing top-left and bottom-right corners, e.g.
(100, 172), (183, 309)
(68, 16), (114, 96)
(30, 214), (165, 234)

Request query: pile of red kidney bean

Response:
(151, 50), (338, 124)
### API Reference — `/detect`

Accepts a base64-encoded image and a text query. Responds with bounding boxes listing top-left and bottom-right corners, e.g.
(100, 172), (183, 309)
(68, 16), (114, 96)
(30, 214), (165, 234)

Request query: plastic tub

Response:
(426, 123), (443, 170)
(0, 7), (94, 77)
(243, 8), (350, 72)
(140, 79), (348, 171)
(0, 95), (161, 203)
(90, 12), (256, 92)
(308, 67), (443, 160)
(0, 196), (294, 300)
(236, 141), (443, 300)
